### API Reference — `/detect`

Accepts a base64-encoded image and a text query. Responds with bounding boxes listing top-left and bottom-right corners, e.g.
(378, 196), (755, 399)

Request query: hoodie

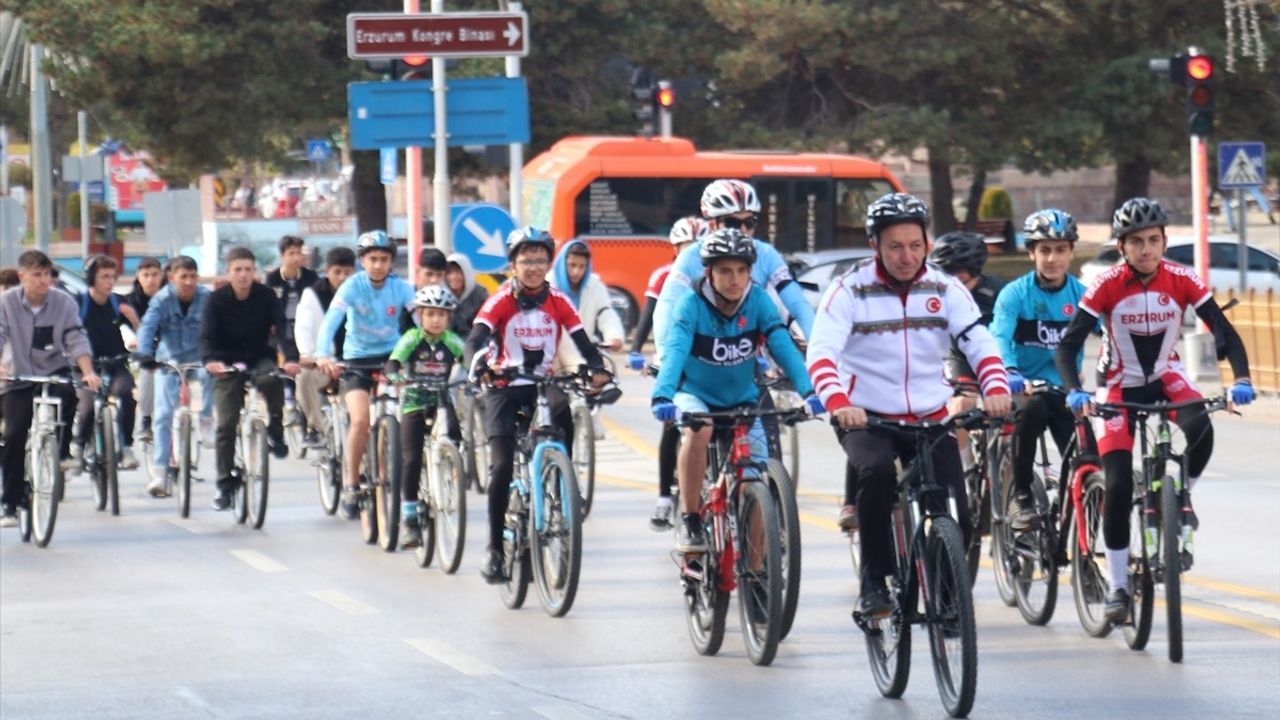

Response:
(445, 252), (489, 337)
(549, 239), (625, 370)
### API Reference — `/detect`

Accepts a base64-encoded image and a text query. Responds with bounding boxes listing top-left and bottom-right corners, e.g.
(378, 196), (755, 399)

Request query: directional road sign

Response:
(1218, 141), (1265, 189)
(347, 12), (529, 59)
(348, 77), (530, 150)
(306, 139), (332, 163)
(451, 203), (516, 273)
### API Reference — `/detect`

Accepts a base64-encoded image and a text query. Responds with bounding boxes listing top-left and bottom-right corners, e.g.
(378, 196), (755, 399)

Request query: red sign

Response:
(347, 12), (528, 59)
(106, 152), (167, 212)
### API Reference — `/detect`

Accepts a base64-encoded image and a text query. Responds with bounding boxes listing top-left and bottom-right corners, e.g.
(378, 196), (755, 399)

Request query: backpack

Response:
(80, 291), (122, 324)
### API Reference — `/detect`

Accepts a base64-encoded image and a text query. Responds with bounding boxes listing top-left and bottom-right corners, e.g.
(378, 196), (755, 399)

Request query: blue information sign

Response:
(451, 203), (517, 274)
(348, 77), (530, 150)
(1218, 141), (1265, 190)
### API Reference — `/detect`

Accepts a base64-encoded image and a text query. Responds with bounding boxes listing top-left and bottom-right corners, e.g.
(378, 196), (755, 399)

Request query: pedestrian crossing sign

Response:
(1218, 142), (1265, 189)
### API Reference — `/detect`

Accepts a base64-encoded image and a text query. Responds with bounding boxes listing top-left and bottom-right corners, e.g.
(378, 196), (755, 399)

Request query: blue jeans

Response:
(152, 368), (214, 471)
(673, 392), (769, 474)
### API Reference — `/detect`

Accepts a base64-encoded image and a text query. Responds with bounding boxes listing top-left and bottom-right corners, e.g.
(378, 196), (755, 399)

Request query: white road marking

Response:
(164, 517), (217, 535)
(173, 686), (210, 710)
(404, 638), (499, 676)
(229, 549), (288, 573)
(308, 590), (376, 616)
(531, 703), (602, 720)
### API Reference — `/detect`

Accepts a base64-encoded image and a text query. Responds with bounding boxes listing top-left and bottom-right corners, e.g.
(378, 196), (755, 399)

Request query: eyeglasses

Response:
(720, 215), (758, 231)
(515, 258), (549, 268)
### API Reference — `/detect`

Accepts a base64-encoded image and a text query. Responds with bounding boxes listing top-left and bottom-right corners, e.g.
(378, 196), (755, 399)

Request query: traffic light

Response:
(364, 56), (431, 80)
(1184, 53), (1214, 136)
(654, 82), (675, 111)
(630, 68), (654, 135)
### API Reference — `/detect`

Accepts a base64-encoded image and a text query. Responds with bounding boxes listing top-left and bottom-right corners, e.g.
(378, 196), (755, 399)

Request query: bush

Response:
(978, 186), (1013, 220)
(7, 163), (31, 188)
(68, 194), (110, 228)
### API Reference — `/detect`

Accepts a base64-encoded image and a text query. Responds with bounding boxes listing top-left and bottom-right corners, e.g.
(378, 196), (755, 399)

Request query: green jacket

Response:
(387, 327), (464, 413)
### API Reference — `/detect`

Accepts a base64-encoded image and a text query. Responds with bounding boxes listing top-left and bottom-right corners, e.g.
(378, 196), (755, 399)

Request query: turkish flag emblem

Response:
(1063, 304), (1075, 316)
(925, 297), (942, 313)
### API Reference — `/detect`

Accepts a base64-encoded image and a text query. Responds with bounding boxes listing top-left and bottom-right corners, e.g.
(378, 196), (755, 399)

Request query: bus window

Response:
(836, 178), (895, 248)
(754, 178), (835, 254)
(573, 178), (705, 237)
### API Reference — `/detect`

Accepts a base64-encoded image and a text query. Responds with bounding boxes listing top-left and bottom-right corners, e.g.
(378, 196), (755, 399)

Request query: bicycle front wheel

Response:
(433, 442), (467, 574)
(246, 417), (270, 530)
(103, 404), (120, 516)
(737, 481), (784, 666)
(467, 399), (490, 494)
(988, 441), (1017, 606)
(685, 541), (729, 656)
(530, 447), (582, 617)
(1161, 471), (1184, 663)
(1012, 474), (1057, 626)
(571, 403), (595, 519)
(91, 417), (108, 512)
(765, 459), (802, 642)
(924, 517), (978, 719)
(31, 434), (63, 547)
(176, 412), (193, 519)
(375, 414), (402, 552)
(1124, 497), (1154, 651)
(1070, 471), (1111, 638)
(415, 461), (436, 568)
(499, 488), (531, 609)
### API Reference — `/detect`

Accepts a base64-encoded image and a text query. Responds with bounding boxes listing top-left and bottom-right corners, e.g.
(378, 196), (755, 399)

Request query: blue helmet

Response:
(1023, 209), (1079, 246)
(357, 229), (396, 258)
(506, 225), (555, 261)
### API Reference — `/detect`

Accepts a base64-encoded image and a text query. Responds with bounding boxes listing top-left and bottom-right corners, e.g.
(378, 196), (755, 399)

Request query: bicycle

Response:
(85, 353), (131, 517)
(461, 387), (490, 494)
(340, 361), (402, 552)
(398, 376), (468, 573)
(282, 376), (308, 460)
(567, 351), (621, 519)
(150, 360), (206, 518)
(221, 363), (286, 530)
(6, 375), (76, 547)
(492, 369), (596, 618)
(676, 404), (806, 667)
(311, 380), (346, 516)
(756, 375), (809, 641)
(1092, 393), (1232, 663)
(850, 410), (993, 719)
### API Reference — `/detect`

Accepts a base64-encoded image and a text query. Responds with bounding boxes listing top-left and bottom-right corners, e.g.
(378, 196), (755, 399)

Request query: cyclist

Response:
(72, 254), (142, 472)
(444, 253), (489, 337)
(651, 229), (822, 552)
(0, 250), (101, 527)
(415, 246), (449, 289)
(126, 256), (165, 443)
(386, 284), (465, 548)
(463, 226), (609, 584)
(929, 230), (1004, 471)
(315, 231), (416, 519)
(550, 238), (626, 355)
(806, 192), (1011, 616)
(629, 216), (707, 530)
(134, 256), (215, 497)
(295, 246), (357, 446)
(200, 246), (298, 511)
(991, 209), (1088, 531)
(1053, 197), (1253, 623)
(265, 235), (319, 364)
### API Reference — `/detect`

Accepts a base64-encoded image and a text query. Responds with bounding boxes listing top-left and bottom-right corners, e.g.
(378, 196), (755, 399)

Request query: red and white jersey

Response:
(1080, 259), (1211, 390)
(475, 281), (585, 381)
(806, 259), (1008, 418)
(645, 264), (672, 300)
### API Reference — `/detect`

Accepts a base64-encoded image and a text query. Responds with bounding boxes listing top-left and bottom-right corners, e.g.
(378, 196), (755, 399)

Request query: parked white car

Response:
(790, 248), (876, 307)
(1079, 235), (1280, 294)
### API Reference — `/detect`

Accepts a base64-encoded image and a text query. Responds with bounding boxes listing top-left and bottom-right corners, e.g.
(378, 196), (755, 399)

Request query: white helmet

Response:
(411, 284), (459, 312)
(669, 216), (709, 246)
(699, 179), (760, 219)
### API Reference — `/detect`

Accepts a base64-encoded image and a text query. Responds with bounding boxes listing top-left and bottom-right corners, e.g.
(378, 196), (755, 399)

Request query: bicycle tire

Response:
(415, 459), (436, 568)
(31, 434), (62, 547)
(358, 454), (378, 544)
(685, 550), (730, 657)
(317, 455), (341, 516)
(499, 489), (531, 609)
(1123, 497), (1154, 651)
(1012, 474), (1057, 626)
(90, 436), (108, 512)
(864, 563), (914, 698)
(468, 400), (490, 494)
(988, 440), (1017, 606)
(1070, 471), (1112, 638)
(233, 471), (249, 525)
(737, 481), (784, 666)
(530, 447), (582, 617)
(103, 404), (120, 516)
(923, 517), (978, 718)
(765, 458), (802, 642)
(1161, 472), (1183, 663)
(177, 412), (192, 519)
(246, 418), (269, 529)
(434, 442), (467, 574)
(286, 405), (306, 460)
(963, 462), (988, 591)
(375, 414), (401, 552)
(571, 403), (595, 519)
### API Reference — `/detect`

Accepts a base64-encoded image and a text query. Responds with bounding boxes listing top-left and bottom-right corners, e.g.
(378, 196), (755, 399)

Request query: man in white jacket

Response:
(549, 239), (625, 369)
(295, 246), (356, 444)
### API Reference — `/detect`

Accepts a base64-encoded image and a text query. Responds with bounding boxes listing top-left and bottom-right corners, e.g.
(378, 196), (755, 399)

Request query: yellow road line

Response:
(1165, 600), (1280, 640)
(599, 415), (657, 459)
(1181, 576), (1280, 604)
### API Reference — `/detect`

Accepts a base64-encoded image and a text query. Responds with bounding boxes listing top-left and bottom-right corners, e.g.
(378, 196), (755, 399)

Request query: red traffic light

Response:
(1187, 55), (1213, 81)
(655, 87), (675, 109)
(402, 55), (429, 67)
(1189, 85), (1212, 108)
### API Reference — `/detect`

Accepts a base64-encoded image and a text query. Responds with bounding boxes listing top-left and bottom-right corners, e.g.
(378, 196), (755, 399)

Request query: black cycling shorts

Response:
(339, 356), (390, 395)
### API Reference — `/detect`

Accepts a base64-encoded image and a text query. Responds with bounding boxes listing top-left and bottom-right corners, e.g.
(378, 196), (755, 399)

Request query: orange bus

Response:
(521, 135), (904, 327)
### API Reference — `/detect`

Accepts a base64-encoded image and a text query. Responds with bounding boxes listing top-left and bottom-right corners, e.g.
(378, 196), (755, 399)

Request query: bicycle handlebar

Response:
(861, 408), (1006, 435)
(1094, 392), (1230, 418)
(677, 405), (813, 428)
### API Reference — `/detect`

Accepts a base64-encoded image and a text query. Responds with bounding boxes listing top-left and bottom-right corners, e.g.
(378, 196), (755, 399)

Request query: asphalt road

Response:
(3, 368), (1278, 720)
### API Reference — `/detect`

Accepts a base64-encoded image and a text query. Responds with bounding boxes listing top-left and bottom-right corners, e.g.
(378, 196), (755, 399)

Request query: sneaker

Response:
(61, 444), (84, 474)
(400, 517), (422, 549)
(1007, 490), (1039, 532)
(268, 429), (288, 459)
(0, 507), (17, 528)
(211, 490), (234, 511)
(199, 417), (215, 447)
(675, 515), (708, 553)
(119, 447), (139, 470)
(147, 467), (168, 498)
(340, 487), (359, 520)
(136, 417), (153, 444)
(480, 548), (507, 584)
(1104, 587), (1130, 624)
(304, 429), (324, 448)
(649, 496), (674, 531)
(857, 576), (893, 617)
(838, 504), (859, 531)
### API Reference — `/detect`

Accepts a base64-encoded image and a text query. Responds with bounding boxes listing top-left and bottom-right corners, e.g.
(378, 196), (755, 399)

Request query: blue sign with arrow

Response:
(451, 203), (516, 273)
(348, 77), (530, 150)
(306, 139), (332, 163)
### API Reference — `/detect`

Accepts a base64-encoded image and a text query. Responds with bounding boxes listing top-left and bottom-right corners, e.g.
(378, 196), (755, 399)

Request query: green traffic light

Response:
(1188, 111), (1213, 136)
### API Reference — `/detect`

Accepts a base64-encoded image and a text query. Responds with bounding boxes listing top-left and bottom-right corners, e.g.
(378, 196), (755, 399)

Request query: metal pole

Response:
(30, 44), (53, 252)
(405, 0), (424, 268)
(432, 0), (451, 253)
(78, 111), (90, 259)
(1, 124), (9, 196)
(505, 2), (524, 226)
(1237, 188), (1247, 292)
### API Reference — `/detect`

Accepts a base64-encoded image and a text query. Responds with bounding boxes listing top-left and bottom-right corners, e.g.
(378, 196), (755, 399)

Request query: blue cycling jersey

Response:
(316, 271), (415, 360)
(653, 238), (813, 352)
(654, 279), (812, 409)
(990, 271), (1087, 387)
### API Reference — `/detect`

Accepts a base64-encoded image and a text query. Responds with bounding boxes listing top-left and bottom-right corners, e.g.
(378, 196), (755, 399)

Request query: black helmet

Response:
(866, 192), (930, 240)
(1112, 197), (1168, 239)
(506, 225), (555, 262)
(929, 231), (988, 275)
(357, 230), (396, 259)
(1023, 209), (1079, 246)
(700, 228), (757, 266)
